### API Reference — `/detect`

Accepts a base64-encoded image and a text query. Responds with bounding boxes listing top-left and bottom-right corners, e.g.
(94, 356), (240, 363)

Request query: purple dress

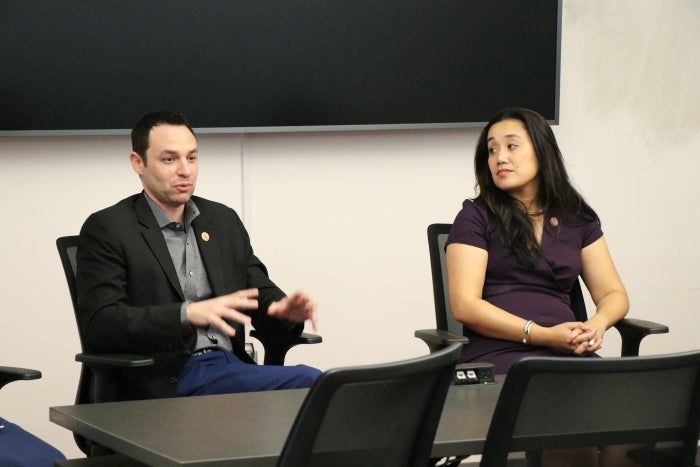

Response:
(447, 199), (603, 374)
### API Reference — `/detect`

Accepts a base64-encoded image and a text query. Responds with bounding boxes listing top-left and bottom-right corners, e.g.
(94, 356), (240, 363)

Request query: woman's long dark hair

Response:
(473, 107), (599, 266)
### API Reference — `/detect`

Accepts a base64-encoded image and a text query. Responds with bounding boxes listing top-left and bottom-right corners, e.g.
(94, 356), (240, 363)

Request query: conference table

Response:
(50, 376), (504, 466)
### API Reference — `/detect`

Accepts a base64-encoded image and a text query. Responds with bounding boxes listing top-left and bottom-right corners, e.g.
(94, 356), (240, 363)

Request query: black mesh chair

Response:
(56, 235), (321, 455)
(277, 342), (462, 467)
(480, 351), (700, 467)
(415, 223), (669, 357)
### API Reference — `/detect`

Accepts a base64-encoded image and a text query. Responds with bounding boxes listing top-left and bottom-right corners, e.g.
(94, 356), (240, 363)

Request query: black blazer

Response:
(76, 192), (302, 400)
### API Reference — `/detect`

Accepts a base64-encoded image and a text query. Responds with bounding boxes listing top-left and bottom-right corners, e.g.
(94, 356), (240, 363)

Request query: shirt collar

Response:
(143, 192), (200, 230)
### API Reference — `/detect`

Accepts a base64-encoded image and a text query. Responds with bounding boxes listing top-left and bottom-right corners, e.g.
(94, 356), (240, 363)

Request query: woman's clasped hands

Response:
(537, 322), (604, 355)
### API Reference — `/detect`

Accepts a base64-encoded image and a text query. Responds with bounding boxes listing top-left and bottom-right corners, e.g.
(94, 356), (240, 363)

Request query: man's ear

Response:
(130, 151), (144, 175)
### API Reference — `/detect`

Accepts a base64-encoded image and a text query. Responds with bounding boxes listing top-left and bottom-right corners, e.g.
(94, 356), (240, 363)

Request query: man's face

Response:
(130, 124), (198, 217)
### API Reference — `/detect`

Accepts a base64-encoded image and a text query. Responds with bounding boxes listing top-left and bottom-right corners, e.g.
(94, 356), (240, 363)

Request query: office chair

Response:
(480, 350), (700, 467)
(56, 235), (321, 455)
(0, 366), (66, 466)
(277, 343), (462, 467)
(415, 223), (669, 357)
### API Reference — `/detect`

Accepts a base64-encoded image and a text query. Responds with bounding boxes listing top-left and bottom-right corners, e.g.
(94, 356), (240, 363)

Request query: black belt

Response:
(192, 347), (217, 356)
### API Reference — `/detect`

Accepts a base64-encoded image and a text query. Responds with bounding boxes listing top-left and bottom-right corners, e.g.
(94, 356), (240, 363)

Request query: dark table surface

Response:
(51, 376), (504, 466)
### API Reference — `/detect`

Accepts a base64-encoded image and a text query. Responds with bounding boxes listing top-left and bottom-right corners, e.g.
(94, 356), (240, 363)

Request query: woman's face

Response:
(486, 119), (540, 199)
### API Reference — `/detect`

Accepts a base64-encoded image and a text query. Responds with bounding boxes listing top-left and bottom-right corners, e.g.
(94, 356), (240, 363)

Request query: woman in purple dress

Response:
(447, 108), (633, 466)
(447, 107), (629, 374)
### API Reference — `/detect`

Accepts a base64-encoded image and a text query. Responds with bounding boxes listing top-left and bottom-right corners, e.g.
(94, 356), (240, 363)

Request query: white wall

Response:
(0, 0), (697, 459)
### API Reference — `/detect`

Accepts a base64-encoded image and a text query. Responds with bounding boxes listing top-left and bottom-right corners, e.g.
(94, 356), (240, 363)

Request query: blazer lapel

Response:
(134, 194), (185, 301)
(192, 211), (227, 296)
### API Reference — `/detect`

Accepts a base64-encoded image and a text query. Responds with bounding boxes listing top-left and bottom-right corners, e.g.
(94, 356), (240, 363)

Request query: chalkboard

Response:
(0, 0), (561, 134)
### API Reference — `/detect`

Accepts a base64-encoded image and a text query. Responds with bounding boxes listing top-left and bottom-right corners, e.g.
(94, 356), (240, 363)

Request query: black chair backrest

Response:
(427, 223), (463, 335)
(277, 342), (462, 467)
(56, 235), (94, 454)
(427, 223), (588, 335)
(480, 350), (700, 467)
(56, 236), (84, 346)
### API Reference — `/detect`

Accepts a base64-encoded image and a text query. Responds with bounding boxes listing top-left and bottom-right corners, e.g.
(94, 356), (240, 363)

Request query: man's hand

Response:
(186, 288), (257, 336)
(267, 291), (318, 331)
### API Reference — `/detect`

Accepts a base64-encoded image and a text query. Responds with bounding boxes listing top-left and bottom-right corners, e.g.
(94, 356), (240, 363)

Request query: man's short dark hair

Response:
(131, 111), (195, 163)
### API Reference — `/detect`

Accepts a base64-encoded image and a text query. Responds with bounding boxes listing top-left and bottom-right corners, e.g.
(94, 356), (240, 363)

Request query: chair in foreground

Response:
(415, 223), (669, 357)
(56, 235), (322, 456)
(277, 342), (462, 467)
(480, 350), (700, 467)
(0, 366), (66, 466)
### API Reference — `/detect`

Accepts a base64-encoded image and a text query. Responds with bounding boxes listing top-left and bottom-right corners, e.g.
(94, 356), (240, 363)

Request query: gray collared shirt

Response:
(145, 194), (231, 352)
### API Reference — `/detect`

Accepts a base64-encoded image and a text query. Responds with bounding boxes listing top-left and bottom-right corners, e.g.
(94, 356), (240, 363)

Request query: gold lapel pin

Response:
(201, 232), (210, 242)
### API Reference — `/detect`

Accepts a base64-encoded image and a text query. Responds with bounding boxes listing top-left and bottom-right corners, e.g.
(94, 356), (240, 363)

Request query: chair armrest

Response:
(0, 366), (41, 390)
(75, 353), (155, 368)
(75, 353), (155, 403)
(295, 332), (323, 345)
(414, 329), (470, 354)
(613, 318), (669, 357)
(249, 330), (323, 365)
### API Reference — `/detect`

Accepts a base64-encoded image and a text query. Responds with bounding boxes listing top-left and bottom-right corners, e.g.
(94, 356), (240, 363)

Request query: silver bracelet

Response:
(522, 319), (535, 345)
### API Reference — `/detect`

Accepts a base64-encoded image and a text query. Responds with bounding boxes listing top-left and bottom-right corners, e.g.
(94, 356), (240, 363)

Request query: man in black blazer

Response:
(76, 111), (320, 401)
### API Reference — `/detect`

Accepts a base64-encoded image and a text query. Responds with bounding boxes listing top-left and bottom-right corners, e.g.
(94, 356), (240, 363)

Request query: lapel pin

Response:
(550, 217), (559, 227)
(201, 232), (210, 242)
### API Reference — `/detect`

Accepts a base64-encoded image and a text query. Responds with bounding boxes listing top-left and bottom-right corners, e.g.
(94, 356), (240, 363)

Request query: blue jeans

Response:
(176, 348), (321, 396)
(0, 416), (65, 467)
